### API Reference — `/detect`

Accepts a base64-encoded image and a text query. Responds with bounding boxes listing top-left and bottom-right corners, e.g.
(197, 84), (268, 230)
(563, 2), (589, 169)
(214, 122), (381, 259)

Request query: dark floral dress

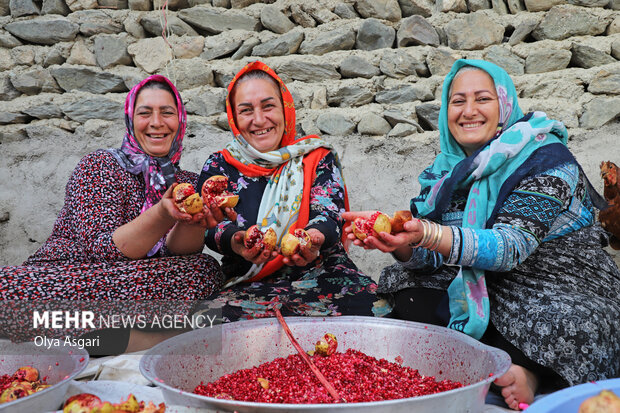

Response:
(192, 151), (391, 322)
(0, 150), (223, 342)
(379, 163), (620, 387)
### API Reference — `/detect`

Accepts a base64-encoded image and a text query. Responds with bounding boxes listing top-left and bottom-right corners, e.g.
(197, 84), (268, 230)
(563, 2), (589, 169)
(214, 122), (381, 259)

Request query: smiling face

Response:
(231, 77), (285, 153)
(447, 69), (500, 156)
(133, 87), (179, 157)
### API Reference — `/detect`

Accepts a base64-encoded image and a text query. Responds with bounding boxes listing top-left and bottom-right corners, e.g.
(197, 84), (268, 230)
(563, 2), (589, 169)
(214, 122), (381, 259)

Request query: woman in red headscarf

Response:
(0, 75), (229, 354)
(187, 61), (390, 321)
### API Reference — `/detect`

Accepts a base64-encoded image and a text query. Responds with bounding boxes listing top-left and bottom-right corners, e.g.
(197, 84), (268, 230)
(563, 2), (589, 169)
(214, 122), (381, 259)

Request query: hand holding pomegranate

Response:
(343, 211), (422, 252)
(163, 183), (237, 256)
(166, 183), (237, 229)
(343, 211), (452, 262)
(231, 230), (278, 265)
(281, 228), (324, 267)
(165, 183), (207, 225)
(161, 183), (199, 220)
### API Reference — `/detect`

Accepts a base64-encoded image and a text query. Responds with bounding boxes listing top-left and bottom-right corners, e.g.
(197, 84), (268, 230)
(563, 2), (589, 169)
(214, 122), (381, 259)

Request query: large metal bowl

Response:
(140, 316), (510, 412)
(0, 341), (89, 413)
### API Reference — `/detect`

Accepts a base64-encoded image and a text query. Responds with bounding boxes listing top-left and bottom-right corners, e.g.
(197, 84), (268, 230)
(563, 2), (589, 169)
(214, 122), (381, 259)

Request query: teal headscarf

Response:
(412, 59), (570, 339)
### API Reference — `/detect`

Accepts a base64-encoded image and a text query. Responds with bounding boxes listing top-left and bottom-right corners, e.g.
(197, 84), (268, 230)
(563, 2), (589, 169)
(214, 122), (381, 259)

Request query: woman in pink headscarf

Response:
(0, 75), (229, 354)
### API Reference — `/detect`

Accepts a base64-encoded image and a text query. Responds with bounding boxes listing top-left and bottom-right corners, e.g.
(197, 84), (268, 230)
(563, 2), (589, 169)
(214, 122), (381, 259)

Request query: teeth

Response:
(462, 122), (483, 128)
(253, 128), (272, 136)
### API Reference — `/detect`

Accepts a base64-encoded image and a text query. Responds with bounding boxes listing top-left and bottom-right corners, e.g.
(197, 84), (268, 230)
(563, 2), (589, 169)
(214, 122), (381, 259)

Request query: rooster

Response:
(599, 161), (620, 249)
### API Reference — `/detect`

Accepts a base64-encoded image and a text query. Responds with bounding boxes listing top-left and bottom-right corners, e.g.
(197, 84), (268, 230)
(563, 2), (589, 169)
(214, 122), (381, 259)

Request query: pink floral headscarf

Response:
(108, 74), (187, 256)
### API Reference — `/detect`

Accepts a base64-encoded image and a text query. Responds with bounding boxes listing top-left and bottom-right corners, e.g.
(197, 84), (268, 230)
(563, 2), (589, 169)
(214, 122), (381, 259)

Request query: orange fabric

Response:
(226, 60), (297, 148)
(222, 61), (350, 282)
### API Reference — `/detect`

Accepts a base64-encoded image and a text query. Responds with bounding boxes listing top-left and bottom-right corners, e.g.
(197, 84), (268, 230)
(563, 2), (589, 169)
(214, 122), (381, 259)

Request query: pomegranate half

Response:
(352, 211), (391, 241)
(390, 210), (413, 234)
(173, 183), (203, 215)
(244, 225), (277, 251)
(201, 175), (239, 209)
(280, 229), (312, 257)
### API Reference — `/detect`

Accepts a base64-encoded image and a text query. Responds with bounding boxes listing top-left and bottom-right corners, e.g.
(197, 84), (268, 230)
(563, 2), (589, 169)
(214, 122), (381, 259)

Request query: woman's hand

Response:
(364, 219), (423, 252)
(115, 183), (190, 259)
(231, 231), (278, 265)
(342, 211), (424, 259)
(201, 203), (237, 229)
(162, 183), (237, 229)
(159, 183), (200, 223)
(164, 183), (237, 256)
(281, 228), (324, 267)
(343, 211), (452, 261)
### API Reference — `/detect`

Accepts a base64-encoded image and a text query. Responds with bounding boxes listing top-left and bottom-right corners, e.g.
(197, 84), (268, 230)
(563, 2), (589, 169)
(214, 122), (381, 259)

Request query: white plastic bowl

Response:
(0, 341), (89, 413)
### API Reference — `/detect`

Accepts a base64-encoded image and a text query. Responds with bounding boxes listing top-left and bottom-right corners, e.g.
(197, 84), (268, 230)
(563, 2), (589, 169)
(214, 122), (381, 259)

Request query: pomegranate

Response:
(0, 375), (12, 393)
(579, 390), (620, 413)
(201, 175), (239, 208)
(62, 393), (166, 413)
(390, 210), (413, 234)
(14, 366), (38, 382)
(0, 382), (31, 403)
(352, 211), (391, 241)
(244, 225), (277, 251)
(0, 366), (48, 405)
(315, 333), (338, 357)
(97, 402), (117, 413)
(63, 393), (103, 412)
(172, 183), (203, 215)
(115, 394), (140, 412)
(280, 229), (312, 257)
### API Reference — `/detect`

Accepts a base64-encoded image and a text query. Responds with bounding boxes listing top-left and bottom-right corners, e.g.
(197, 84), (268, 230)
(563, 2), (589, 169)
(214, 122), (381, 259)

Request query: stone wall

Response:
(1, 0), (620, 276)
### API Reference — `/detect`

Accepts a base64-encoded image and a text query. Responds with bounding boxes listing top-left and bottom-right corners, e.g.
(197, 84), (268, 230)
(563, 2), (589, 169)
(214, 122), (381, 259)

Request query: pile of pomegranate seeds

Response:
(194, 349), (463, 404)
(0, 375), (13, 393)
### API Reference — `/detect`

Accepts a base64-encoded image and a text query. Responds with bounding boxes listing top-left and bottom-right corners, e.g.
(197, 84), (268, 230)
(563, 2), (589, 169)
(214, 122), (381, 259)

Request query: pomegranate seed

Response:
(194, 349), (462, 404)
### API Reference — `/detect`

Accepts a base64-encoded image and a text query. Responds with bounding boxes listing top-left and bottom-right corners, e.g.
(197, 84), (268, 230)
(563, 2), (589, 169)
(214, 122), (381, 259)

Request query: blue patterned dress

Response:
(192, 152), (390, 321)
(379, 162), (620, 387)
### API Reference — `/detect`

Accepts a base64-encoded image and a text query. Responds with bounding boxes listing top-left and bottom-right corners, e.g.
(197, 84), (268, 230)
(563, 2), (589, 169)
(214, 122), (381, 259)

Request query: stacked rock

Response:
(1, 0), (618, 137)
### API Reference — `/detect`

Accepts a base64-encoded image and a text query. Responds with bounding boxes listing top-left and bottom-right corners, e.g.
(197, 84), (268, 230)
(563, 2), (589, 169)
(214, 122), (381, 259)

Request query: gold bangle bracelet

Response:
(410, 219), (443, 250)
(433, 222), (443, 249)
(409, 219), (429, 248)
(420, 220), (432, 246)
(428, 222), (443, 251)
(426, 221), (439, 249)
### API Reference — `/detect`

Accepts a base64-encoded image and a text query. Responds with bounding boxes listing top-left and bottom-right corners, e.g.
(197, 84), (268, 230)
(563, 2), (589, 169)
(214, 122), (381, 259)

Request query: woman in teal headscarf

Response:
(344, 59), (620, 410)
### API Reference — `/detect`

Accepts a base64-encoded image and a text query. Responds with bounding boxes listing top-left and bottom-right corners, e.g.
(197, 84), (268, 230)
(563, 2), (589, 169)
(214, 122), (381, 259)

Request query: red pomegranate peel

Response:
(273, 308), (344, 403)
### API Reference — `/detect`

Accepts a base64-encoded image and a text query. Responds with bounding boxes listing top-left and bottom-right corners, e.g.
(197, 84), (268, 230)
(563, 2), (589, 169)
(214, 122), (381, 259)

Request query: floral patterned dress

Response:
(0, 150), (223, 343)
(192, 151), (391, 322)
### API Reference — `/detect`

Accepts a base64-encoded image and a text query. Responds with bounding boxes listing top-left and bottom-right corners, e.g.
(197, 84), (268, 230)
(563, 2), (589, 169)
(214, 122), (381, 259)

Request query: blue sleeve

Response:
(446, 163), (589, 271)
(397, 247), (445, 271)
